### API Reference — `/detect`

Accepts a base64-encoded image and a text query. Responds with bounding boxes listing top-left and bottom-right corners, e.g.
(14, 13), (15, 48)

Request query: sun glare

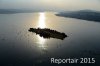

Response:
(37, 12), (46, 50)
(38, 13), (46, 28)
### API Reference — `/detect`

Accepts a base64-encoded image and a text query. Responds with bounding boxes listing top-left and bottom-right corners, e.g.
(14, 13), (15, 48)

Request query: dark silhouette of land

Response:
(56, 10), (100, 22)
(28, 28), (67, 40)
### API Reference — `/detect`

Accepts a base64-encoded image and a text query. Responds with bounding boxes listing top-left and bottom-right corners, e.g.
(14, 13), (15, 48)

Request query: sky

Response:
(0, 0), (100, 11)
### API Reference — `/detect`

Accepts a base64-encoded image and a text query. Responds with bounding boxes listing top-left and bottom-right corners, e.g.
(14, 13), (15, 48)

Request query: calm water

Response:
(0, 12), (100, 66)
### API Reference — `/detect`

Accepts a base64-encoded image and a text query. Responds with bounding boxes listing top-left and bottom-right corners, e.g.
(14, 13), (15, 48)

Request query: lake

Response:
(0, 12), (100, 66)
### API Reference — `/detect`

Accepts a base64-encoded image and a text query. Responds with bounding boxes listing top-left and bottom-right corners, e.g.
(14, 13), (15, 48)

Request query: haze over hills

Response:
(56, 10), (100, 22)
(0, 9), (37, 14)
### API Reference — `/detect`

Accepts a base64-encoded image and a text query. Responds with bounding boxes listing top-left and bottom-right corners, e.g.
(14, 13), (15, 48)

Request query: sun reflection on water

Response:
(38, 13), (46, 28)
(37, 12), (47, 50)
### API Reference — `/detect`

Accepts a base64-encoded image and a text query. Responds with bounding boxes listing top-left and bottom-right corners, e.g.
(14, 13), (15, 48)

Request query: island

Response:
(56, 10), (100, 22)
(28, 28), (67, 40)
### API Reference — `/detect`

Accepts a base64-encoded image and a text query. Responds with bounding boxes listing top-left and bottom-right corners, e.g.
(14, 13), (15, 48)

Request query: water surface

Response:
(0, 12), (100, 65)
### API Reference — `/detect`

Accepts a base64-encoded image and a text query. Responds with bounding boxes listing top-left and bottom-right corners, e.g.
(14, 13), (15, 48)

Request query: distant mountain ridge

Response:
(56, 10), (100, 22)
(0, 9), (35, 14)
